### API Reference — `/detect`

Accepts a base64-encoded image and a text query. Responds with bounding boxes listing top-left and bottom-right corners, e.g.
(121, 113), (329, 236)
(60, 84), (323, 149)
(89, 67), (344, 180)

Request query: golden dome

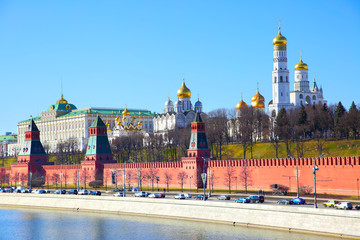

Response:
(251, 89), (265, 102)
(236, 99), (247, 110)
(252, 98), (265, 108)
(56, 94), (68, 104)
(295, 58), (308, 70)
(177, 79), (191, 98)
(273, 24), (287, 46)
(115, 114), (121, 121)
(122, 108), (130, 116)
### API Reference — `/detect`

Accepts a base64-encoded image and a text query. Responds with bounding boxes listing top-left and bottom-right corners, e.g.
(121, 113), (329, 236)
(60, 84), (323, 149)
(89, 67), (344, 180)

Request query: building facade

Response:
(0, 133), (17, 158)
(153, 78), (205, 135)
(268, 24), (326, 117)
(8, 94), (154, 155)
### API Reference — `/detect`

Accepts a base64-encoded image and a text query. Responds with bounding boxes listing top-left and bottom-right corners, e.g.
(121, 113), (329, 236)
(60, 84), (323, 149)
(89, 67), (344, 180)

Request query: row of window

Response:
(274, 76), (289, 83)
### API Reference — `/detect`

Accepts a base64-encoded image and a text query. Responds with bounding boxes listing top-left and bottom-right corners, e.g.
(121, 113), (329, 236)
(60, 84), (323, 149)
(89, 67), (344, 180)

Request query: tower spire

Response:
(278, 19), (281, 32)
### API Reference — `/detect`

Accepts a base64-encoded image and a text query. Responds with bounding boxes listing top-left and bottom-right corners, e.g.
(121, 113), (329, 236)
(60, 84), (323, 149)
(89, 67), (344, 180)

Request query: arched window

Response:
(286, 76), (288, 82)
(312, 95), (316, 100)
(280, 76), (283, 82)
(299, 94), (303, 99)
(305, 96), (311, 105)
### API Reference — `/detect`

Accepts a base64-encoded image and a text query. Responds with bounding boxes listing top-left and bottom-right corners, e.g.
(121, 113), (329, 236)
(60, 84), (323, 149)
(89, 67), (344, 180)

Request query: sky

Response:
(0, 1), (359, 133)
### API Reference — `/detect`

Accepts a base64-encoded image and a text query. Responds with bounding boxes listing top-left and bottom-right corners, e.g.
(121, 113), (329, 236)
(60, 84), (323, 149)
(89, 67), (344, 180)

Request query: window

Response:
(286, 76), (288, 82)
(274, 77), (277, 83)
(280, 76), (283, 82)
(312, 95), (316, 100)
(299, 94), (303, 99)
(281, 92), (283, 96)
(297, 75), (300, 79)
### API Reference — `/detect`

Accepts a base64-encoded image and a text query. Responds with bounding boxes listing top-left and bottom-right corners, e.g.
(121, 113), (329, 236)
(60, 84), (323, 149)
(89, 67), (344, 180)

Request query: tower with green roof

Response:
(82, 115), (115, 181)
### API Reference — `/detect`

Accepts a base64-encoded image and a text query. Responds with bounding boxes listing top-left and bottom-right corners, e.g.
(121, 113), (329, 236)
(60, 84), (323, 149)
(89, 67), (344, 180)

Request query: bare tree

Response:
(164, 171), (172, 192)
(20, 173), (28, 185)
(51, 173), (60, 189)
(145, 167), (159, 191)
(224, 166), (235, 193)
(177, 171), (188, 192)
(239, 160), (252, 194)
(80, 168), (88, 190)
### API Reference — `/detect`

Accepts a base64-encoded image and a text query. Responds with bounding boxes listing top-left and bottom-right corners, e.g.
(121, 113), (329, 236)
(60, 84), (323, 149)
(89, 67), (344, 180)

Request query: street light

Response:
(235, 176), (237, 193)
(201, 157), (207, 201)
(189, 176), (192, 193)
(357, 178), (359, 200)
(313, 153), (324, 208)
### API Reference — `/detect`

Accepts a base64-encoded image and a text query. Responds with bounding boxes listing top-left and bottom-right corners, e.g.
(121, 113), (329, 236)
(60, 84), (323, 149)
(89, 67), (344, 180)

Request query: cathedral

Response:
(268, 23), (326, 117)
(153, 78), (205, 134)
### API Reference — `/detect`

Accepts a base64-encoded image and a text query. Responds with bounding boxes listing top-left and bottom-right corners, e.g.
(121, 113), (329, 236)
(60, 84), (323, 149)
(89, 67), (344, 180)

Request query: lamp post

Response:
(189, 176), (192, 193)
(123, 160), (126, 197)
(235, 176), (237, 193)
(313, 153), (324, 208)
(202, 157), (207, 201)
(357, 178), (359, 200)
(60, 164), (63, 195)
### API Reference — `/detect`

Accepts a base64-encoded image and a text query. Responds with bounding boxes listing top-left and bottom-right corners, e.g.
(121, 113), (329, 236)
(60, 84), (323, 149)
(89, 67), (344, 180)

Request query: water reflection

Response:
(0, 207), (339, 240)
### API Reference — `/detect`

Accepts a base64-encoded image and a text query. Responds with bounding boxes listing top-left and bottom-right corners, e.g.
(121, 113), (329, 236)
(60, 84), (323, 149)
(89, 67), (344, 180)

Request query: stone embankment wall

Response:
(0, 195), (359, 238)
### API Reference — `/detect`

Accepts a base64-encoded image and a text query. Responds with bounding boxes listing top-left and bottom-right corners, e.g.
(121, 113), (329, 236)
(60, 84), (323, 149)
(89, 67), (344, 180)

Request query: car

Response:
(78, 190), (89, 195)
(184, 193), (192, 198)
(334, 202), (353, 210)
(148, 193), (156, 198)
(194, 194), (208, 200)
(150, 193), (165, 198)
(174, 194), (186, 199)
(134, 191), (149, 197)
(323, 200), (339, 208)
(113, 192), (124, 197)
(44, 189), (51, 194)
(291, 197), (306, 205)
(277, 199), (292, 205)
(38, 190), (46, 194)
(68, 190), (78, 195)
(217, 195), (231, 200)
(55, 190), (66, 194)
(235, 197), (250, 203)
(355, 205), (360, 210)
(90, 191), (101, 196)
(248, 195), (265, 203)
(21, 189), (30, 193)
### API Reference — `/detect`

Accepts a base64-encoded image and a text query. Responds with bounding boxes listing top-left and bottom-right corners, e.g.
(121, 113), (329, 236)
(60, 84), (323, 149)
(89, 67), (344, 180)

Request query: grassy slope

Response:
(221, 139), (360, 160)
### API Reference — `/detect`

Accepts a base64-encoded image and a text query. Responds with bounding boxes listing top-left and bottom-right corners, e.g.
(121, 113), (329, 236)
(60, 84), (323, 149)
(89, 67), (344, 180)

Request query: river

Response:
(0, 207), (339, 240)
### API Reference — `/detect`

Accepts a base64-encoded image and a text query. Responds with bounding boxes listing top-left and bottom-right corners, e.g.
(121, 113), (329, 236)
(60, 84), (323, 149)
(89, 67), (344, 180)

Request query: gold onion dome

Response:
(177, 79), (191, 98)
(56, 94), (68, 104)
(251, 89), (265, 102)
(252, 98), (265, 108)
(273, 27), (287, 46)
(295, 58), (308, 70)
(122, 108), (130, 116)
(236, 99), (247, 110)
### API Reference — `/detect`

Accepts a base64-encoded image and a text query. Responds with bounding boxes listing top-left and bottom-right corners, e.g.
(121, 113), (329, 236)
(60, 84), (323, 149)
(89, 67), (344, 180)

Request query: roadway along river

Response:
(0, 207), (340, 240)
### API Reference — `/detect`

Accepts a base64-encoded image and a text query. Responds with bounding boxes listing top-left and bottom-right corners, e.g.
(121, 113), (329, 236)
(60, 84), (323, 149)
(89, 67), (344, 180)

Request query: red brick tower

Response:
(82, 116), (115, 181)
(13, 118), (52, 185)
(182, 111), (212, 188)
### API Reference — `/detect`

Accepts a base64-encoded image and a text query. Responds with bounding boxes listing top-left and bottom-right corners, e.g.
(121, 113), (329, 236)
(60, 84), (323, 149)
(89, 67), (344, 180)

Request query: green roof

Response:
(48, 103), (77, 111)
(19, 107), (155, 124)
(91, 116), (107, 127)
(0, 135), (17, 142)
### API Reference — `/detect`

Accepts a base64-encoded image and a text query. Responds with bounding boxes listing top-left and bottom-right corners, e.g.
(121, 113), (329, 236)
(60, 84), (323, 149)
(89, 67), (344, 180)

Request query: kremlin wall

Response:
(1, 112), (359, 197)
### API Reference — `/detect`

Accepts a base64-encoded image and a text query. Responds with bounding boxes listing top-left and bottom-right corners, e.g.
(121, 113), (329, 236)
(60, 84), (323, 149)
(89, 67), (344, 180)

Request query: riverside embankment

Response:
(0, 194), (359, 239)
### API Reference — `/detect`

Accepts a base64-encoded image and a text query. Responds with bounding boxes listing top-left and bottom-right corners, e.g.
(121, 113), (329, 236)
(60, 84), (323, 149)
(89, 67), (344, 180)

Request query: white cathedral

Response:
(268, 24), (326, 117)
(153, 78), (205, 134)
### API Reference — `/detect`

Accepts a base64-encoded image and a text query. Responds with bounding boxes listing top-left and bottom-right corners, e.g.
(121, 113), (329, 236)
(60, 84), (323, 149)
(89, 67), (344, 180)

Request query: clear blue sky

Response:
(1, 1), (359, 133)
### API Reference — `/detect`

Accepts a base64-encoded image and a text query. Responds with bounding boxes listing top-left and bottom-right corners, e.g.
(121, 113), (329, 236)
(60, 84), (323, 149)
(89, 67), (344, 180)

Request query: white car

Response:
(184, 193), (192, 198)
(174, 194), (186, 199)
(334, 202), (353, 210)
(113, 192), (124, 197)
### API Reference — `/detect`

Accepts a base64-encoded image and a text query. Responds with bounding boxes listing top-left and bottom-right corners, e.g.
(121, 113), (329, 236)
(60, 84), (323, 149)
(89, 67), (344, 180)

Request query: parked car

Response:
(90, 191), (101, 196)
(323, 200), (339, 208)
(235, 197), (250, 203)
(55, 190), (66, 194)
(78, 190), (89, 195)
(156, 193), (165, 198)
(217, 195), (231, 200)
(134, 191), (149, 197)
(68, 190), (78, 195)
(114, 192), (124, 197)
(355, 205), (360, 210)
(21, 189), (30, 193)
(174, 194), (186, 199)
(184, 193), (192, 198)
(44, 189), (51, 194)
(291, 197), (306, 205)
(334, 202), (353, 210)
(148, 193), (156, 198)
(37, 190), (46, 194)
(248, 195), (264, 203)
(277, 199), (292, 205)
(194, 194), (208, 200)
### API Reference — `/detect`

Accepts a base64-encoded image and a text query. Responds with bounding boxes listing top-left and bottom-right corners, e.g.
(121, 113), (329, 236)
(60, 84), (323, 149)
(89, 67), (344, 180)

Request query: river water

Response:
(0, 207), (338, 240)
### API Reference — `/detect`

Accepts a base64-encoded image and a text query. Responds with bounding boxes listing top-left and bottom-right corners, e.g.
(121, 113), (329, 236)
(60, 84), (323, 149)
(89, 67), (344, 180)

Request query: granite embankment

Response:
(0, 194), (359, 238)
